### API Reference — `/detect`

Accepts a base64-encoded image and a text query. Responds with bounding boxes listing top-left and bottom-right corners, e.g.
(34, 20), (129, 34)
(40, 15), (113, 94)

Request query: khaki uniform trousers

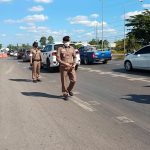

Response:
(60, 67), (76, 94)
(32, 61), (41, 80)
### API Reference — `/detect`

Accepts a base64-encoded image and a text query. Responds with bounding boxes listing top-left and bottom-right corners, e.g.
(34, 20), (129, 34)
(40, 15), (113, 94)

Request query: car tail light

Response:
(52, 52), (57, 56)
(92, 53), (95, 58)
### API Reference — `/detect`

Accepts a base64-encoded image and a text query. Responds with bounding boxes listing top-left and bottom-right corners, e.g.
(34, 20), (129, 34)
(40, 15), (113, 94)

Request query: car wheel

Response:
(46, 59), (54, 72)
(103, 60), (107, 64)
(84, 57), (88, 65)
(124, 61), (132, 71)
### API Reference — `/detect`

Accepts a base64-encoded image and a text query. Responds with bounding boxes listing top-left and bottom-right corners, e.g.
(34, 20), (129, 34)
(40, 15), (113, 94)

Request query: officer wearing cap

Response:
(56, 36), (77, 100)
(30, 41), (42, 83)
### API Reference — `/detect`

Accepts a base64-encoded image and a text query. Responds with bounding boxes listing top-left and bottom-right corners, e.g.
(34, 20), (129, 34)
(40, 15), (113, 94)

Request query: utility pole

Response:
(124, 7), (126, 55)
(101, 0), (104, 50)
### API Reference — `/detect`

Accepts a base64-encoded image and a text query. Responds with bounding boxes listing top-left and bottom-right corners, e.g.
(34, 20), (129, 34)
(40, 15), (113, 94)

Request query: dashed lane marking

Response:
(115, 116), (134, 123)
(71, 96), (96, 112)
(79, 67), (150, 83)
(88, 101), (101, 105)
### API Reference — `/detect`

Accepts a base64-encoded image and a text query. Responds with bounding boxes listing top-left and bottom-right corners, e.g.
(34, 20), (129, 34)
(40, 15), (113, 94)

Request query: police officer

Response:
(30, 41), (42, 83)
(56, 36), (77, 100)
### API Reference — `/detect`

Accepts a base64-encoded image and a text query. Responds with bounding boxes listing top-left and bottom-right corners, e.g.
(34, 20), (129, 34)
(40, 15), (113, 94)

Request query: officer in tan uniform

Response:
(56, 36), (77, 100)
(30, 41), (42, 83)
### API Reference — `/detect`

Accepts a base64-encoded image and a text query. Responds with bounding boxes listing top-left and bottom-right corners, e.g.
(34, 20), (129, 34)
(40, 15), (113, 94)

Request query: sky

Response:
(0, 0), (150, 47)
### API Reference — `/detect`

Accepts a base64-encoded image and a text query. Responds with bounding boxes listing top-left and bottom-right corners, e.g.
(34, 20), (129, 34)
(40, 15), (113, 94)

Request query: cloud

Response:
(29, 5), (44, 12)
(1, 34), (6, 37)
(20, 25), (50, 33)
(143, 4), (150, 9)
(90, 14), (99, 19)
(68, 15), (106, 27)
(22, 14), (48, 22)
(0, 0), (12, 3)
(34, 0), (53, 3)
(123, 10), (142, 19)
(73, 29), (85, 33)
(4, 14), (48, 24)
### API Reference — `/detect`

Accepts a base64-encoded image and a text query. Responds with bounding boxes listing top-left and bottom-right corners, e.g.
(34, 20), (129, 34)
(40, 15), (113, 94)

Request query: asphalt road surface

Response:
(0, 57), (150, 150)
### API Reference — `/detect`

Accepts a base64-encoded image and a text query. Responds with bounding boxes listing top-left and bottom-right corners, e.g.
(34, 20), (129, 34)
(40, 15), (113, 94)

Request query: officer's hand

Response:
(65, 63), (72, 68)
(72, 64), (76, 69)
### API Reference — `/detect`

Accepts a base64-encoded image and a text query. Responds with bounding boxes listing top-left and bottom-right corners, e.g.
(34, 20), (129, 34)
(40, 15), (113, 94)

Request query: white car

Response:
(41, 43), (80, 72)
(124, 45), (150, 71)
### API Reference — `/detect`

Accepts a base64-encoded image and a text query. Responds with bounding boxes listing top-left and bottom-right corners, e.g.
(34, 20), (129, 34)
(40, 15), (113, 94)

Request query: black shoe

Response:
(63, 94), (69, 101)
(33, 80), (37, 83)
(37, 79), (41, 82)
(68, 91), (74, 96)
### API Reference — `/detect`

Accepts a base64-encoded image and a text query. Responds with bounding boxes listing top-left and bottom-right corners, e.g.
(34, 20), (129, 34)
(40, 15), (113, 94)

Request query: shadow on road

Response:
(112, 68), (150, 77)
(121, 94), (150, 104)
(143, 85), (150, 87)
(21, 92), (63, 99)
(9, 79), (32, 82)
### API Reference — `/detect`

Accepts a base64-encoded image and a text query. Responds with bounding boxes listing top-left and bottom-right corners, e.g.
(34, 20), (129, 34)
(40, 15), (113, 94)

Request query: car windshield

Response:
(54, 44), (63, 50)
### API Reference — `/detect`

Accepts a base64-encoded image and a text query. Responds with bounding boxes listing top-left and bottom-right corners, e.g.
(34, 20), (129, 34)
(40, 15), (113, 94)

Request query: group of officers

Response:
(30, 36), (77, 100)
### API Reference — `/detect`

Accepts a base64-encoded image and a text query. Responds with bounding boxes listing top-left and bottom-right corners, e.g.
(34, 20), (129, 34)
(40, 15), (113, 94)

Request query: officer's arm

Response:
(72, 48), (77, 67)
(39, 51), (42, 62)
(56, 48), (68, 66)
(29, 49), (33, 64)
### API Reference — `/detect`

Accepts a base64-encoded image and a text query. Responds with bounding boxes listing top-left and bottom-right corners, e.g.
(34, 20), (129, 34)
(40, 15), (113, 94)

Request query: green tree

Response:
(47, 36), (54, 44)
(39, 36), (47, 46)
(0, 44), (2, 49)
(88, 39), (97, 45)
(126, 9), (150, 45)
(126, 34), (141, 53)
(115, 39), (124, 51)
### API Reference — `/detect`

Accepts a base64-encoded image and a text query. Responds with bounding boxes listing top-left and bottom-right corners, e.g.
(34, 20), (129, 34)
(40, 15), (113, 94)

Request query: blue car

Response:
(78, 46), (112, 64)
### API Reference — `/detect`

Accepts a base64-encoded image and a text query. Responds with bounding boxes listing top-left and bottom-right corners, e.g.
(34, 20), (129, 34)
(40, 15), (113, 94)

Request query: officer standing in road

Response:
(30, 41), (42, 83)
(56, 36), (77, 100)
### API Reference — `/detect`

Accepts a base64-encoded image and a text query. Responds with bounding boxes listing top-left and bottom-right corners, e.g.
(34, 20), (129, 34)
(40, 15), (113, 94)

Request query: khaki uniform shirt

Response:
(56, 45), (76, 68)
(30, 48), (42, 62)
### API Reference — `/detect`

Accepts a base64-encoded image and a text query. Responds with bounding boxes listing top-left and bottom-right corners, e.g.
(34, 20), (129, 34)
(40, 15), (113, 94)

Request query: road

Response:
(0, 57), (150, 150)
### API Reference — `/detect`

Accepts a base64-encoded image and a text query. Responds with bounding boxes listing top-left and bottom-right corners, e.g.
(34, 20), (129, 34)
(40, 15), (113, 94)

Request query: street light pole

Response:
(124, 7), (126, 55)
(101, 0), (104, 50)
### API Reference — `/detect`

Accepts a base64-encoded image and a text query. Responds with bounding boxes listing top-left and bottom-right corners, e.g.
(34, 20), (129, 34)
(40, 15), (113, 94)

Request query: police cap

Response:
(63, 36), (70, 42)
(33, 41), (38, 47)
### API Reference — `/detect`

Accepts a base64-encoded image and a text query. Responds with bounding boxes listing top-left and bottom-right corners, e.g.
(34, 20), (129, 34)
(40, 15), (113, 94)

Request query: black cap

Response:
(33, 41), (38, 47)
(63, 36), (70, 42)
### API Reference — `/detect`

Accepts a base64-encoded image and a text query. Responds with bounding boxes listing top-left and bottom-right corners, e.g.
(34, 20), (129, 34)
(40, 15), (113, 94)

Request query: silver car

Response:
(22, 50), (30, 62)
(124, 45), (150, 71)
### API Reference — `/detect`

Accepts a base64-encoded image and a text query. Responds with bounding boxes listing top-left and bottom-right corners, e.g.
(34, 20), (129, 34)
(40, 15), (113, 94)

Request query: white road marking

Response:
(116, 116), (134, 123)
(79, 66), (150, 83)
(88, 101), (101, 105)
(5, 65), (15, 74)
(71, 96), (96, 112)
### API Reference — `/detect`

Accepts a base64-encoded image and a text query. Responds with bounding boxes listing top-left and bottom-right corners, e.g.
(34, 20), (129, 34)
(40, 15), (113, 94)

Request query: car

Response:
(13, 51), (18, 57)
(78, 46), (112, 64)
(17, 49), (26, 59)
(124, 45), (150, 71)
(41, 43), (80, 72)
(22, 50), (30, 62)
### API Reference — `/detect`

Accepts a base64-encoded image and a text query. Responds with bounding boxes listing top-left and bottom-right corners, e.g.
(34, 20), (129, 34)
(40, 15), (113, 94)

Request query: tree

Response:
(39, 36), (47, 46)
(47, 36), (54, 44)
(0, 44), (2, 49)
(88, 39), (97, 45)
(126, 9), (150, 45)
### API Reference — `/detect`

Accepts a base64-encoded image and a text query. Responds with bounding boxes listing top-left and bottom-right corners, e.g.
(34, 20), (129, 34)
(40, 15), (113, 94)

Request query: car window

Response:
(47, 45), (52, 52)
(78, 47), (84, 52)
(135, 46), (150, 54)
(54, 44), (63, 50)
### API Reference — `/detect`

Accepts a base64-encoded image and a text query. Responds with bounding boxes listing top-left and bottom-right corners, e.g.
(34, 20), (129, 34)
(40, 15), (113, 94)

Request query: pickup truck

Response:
(41, 43), (80, 72)
(78, 46), (112, 64)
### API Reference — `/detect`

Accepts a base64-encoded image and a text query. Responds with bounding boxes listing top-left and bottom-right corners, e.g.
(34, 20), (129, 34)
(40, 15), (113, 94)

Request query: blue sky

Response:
(0, 0), (150, 47)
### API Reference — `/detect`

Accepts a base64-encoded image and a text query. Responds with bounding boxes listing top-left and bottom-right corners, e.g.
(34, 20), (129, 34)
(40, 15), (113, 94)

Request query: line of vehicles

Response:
(8, 44), (150, 72)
